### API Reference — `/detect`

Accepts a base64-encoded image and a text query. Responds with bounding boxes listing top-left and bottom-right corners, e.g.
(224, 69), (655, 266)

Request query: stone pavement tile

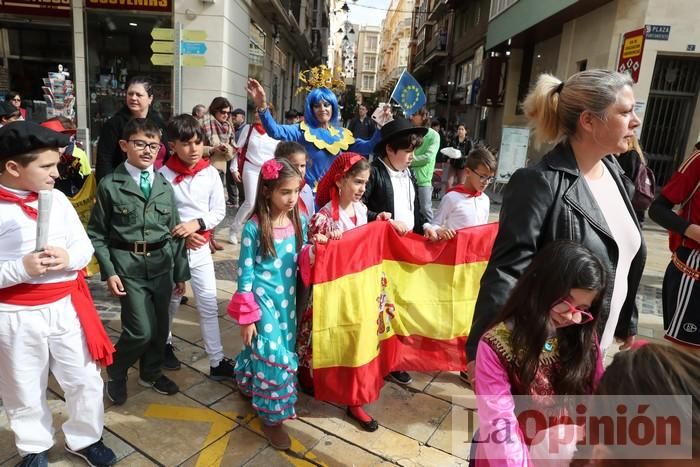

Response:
(404, 371), (438, 392)
(366, 383), (451, 443)
(184, 378), (234, 407)
(243, 445), (315, 466)
(424, 372), (476, 410)
(112, 451), (157, 466)
(169, 335), (209, 368)
(171, 304), (208, 343)
(307, 434), (393, 466)
(104, 391), (236, 466)
(295, 393), (466, 466)
(179, 425), (267, 467)
(209, 392), (258, 425)
(163, 364), (211, 394)
(427, 406), (478, 460)
(241, 417), (326, 457)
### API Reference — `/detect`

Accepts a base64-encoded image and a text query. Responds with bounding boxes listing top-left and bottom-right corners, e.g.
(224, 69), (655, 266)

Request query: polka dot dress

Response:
(233, 218), (306, 425)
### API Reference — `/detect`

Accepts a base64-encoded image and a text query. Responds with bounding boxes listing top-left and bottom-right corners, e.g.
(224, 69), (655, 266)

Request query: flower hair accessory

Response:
(261, 159), (284, 181)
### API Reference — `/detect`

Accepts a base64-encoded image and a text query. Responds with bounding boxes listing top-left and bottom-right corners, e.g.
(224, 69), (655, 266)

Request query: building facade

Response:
(355, 25), (381, 99)
(0, 0), (319, 162)
(377, 0), (414, 94)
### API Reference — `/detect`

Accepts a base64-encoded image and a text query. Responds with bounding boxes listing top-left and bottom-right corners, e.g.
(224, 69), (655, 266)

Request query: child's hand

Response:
(328, 229), (342, 240)
(172, 220), (200, 238)
(174, 281), (186, 296)
(22, 252), (48, 277)
(240, 323), (258, 346)
(185, 232), (208, 250)
(377, 212), (392, 221)
(389, 220), (408, 235)
(42, 246), (70, 272)
(424, 228), (439, 241)
(438, 228), (456, 240)
(107, 275), (127, 296)
(313, 233), (330, 244)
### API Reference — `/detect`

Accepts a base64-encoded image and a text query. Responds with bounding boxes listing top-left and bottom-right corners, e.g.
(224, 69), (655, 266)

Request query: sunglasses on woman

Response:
(551, 298), (594, 325)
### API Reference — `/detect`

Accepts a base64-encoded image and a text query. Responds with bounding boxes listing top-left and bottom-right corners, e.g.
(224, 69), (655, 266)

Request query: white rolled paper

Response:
(35, 190), (53, 252)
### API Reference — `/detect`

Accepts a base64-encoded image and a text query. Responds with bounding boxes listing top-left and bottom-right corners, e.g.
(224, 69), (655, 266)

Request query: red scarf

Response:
(165, 155), (210, 184)
(0, 186), (39, 219)
(446, 185), (482, 197)
(253, 123), (266, 135)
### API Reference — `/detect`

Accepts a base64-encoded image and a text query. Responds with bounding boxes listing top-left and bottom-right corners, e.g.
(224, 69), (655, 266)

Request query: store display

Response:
(42, 65), (74, 119)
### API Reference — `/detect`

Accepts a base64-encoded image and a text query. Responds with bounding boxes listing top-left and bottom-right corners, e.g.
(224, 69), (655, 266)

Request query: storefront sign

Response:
(0, 0), (70, 17)
(85, 0), (171, 13)
(645, 24), (671, 41)
(617, 27), (646, 83)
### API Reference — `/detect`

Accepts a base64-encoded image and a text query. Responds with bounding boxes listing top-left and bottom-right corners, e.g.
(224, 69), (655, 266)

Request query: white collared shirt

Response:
(380, 158), (415, 230)
(425, 191), (490, 231)
(159, 164), (226, 231)
(124, 161), (155, 188)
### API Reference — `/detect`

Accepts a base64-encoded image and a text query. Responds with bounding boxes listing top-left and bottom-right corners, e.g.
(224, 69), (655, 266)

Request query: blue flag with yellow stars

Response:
(390, 70), (426, 118)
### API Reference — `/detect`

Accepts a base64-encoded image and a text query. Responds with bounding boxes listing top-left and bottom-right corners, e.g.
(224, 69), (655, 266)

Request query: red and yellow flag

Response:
(311, 221), (498, 405)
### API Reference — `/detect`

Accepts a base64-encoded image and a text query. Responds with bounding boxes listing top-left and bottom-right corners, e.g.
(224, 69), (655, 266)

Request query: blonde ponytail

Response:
(522, 74), (562, 146)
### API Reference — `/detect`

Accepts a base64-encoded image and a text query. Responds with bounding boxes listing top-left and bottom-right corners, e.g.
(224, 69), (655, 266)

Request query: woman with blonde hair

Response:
(617, 134), (651, 223)
(464, 69), (646, 386)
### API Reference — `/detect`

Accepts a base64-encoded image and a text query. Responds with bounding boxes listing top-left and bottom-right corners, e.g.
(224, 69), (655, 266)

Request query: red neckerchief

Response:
(253, 123), (266, 135)
(447, 185), (482, 197)
(165, 155), (210, 184)
(0, 186), (39, 219)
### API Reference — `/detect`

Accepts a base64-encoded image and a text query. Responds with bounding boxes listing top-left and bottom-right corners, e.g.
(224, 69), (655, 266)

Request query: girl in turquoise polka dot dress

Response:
(227, 158), (325, 449)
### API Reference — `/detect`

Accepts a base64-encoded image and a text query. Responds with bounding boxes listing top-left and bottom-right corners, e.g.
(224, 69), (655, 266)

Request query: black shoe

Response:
(15, 451), (48, 467)
(162, 343), (181, 371)
(139, 375), (179, 395)
(346, 407), (379, 432)
(65, 439), (117, 467)
(209, 357), (236, 381)
(106, 378), (127, 405)
(389, 371), (413, 385)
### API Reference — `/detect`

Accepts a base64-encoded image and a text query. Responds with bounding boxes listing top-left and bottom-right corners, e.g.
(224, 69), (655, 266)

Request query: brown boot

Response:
(261, 423), (291, 450)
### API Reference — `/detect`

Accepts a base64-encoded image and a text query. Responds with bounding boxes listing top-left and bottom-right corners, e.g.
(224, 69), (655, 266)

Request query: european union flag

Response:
(390, 70), (426, 118)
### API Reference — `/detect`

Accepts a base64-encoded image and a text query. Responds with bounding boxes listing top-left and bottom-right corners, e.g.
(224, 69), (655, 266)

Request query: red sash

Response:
(446, 185), (481, 197)
(0, 273), (115, 366)
(165, 154), (210, 184)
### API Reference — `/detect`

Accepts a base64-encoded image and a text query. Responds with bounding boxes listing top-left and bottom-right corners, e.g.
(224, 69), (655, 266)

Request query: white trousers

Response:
(229, 162), (261, 237)
(0, 297), (104, 456)
(168, 247), (224, 367)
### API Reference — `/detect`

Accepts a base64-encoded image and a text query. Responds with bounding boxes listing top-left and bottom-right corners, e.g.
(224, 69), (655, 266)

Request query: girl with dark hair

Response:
(6, 91), (26, 119)
(96, 76), (167, 181)
(474, 240), (607, 466)
(227, 158), (325, 450)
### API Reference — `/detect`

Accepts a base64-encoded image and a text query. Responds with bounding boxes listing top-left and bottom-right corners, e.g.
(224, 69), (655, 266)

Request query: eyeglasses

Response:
(551, 298), (594, 325)
(473, 171), (495, 184)
(10, 97), (20, 102)
(128, 140), (161, 152)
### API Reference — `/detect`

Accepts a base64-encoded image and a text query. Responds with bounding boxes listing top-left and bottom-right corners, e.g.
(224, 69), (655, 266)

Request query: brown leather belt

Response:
(672, 252), (700, 281)
(110, 240), (167, 255)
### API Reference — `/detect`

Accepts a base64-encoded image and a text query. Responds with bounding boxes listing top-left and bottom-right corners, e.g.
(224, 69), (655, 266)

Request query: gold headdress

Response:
(296, 65), (346, 95)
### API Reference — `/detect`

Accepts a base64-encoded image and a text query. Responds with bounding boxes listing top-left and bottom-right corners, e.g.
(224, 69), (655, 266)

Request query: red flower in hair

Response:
(261, 159), (284, 180)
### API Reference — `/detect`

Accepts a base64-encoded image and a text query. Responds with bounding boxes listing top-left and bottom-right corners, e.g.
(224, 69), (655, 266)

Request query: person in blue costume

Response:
(245, 74), (382, 189)
(227, 158), (327, 450)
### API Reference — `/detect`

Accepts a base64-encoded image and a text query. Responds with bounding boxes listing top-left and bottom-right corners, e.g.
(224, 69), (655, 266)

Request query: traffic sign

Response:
(181, 41), (207, 55)
(151, 28), (174, 41)
(183, 30), (207, 41)
(183, 56), (206, 67)
(151, 53), (174, 66)
(151, 41), (174, 54)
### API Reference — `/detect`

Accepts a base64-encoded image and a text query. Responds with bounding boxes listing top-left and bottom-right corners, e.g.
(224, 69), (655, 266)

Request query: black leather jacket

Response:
(466, 142), (646, 360)
(363, 158), (426, 234)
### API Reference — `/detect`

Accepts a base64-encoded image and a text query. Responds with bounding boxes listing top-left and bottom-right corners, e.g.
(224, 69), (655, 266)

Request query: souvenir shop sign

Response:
(85, 0), (171, 13)
(0, 0), (70, 17)
(617, 27), (646, 83)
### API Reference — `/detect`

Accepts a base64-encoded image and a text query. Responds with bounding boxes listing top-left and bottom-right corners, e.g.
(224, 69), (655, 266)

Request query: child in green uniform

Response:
(88, 118), (190, 405)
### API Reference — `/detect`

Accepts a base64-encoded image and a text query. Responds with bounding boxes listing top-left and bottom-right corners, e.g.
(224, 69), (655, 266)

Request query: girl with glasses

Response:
(473, 240), (607, 466)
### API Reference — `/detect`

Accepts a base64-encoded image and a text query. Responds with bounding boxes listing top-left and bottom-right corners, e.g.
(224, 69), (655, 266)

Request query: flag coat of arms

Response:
(390, 70), (427, 118)
(310, 221), (498, 405)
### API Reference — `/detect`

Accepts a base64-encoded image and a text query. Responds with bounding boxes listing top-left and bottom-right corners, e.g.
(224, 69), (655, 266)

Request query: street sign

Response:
(151, 53), (174, 66)
(617, 28), (645, 83)
(645, 24), (671, 41)
(181, 41), (207, 55)
(182, 30), (207, 41)
(151, 41), (174, 54)
(151, 28), (174, 41)
(183, 56), (206, 67)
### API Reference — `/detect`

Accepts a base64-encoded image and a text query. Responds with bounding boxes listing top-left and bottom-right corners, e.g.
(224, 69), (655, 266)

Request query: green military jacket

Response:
(87, 163), (190, 282)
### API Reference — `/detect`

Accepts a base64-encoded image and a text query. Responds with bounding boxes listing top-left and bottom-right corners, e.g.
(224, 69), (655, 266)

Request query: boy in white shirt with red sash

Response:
(0, 121), (116, 467)
(160, 114), (235, 378)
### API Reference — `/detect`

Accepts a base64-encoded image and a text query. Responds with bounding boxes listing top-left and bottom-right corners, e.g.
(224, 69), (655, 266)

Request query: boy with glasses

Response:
(88, 118), (190, 405)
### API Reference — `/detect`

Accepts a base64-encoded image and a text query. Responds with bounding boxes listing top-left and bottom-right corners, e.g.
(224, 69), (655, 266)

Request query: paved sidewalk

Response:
(0, 203), (670, 466)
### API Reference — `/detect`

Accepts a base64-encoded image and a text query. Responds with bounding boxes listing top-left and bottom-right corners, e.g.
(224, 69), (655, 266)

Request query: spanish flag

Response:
(311, 221), (498, 405)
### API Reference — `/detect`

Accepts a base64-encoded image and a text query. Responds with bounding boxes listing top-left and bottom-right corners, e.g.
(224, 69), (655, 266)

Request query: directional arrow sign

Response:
(151, 28), (174, 41)
(151, 53), (174, 66)
(183, 56), (206, 67)
(183, 29), (207, 41)
(151, 41), (174, 54)
(181, 41), (207, 55)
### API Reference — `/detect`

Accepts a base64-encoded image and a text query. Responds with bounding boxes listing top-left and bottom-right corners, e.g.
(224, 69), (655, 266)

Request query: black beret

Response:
(0, 120), (71, 158)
